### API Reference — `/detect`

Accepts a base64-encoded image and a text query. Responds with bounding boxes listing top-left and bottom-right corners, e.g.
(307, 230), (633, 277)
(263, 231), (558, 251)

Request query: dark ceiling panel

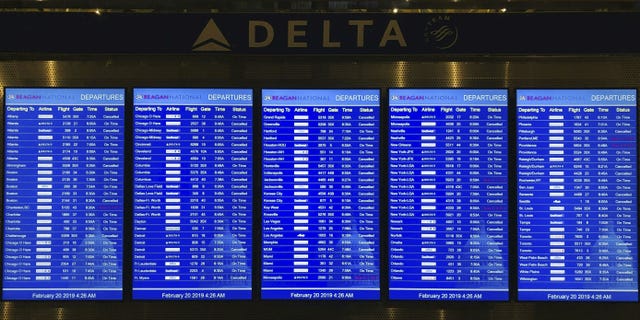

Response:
(0, 0), (637, 12)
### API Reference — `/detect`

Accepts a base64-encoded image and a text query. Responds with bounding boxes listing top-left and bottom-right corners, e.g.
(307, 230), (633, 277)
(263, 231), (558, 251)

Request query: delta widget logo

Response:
(424, 15), (458, 50)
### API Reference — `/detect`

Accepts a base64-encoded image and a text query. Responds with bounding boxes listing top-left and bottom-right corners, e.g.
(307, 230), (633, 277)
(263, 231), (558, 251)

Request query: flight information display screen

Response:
(3, 88), (124, 300)
(517, 89), (638, 301)
(388, 89), (509, 301)
(261, 89), (380, 300)
(133, 88), (252, 300)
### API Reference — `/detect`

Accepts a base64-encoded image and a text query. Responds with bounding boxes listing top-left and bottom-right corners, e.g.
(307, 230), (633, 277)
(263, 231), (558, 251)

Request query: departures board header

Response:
(5, 88), (124, 105)
(389, 89), (507, 106)
(134, 88), (253, 106)
(516, 89), (636, 107)
(262, 89), (380, 107)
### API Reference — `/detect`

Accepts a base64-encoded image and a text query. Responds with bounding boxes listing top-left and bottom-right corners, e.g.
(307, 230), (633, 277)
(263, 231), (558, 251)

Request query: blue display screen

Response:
(3, 88), (124, 300)
(388, 89), (509, 301)
(517, 89), (638, 301)
(261, 89), (380, 300)
(132, 88), (253, 300)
